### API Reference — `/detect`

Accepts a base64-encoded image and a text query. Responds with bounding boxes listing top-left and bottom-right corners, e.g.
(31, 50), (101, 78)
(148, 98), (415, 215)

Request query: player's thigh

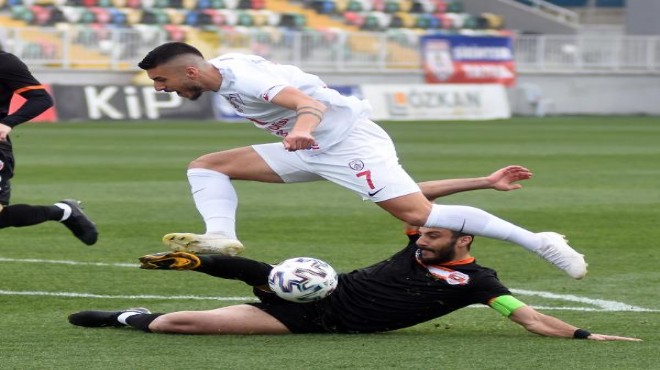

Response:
(190, 146), (285, 182)
(252, 143), (324, 183)
(151, 304), (290, 334)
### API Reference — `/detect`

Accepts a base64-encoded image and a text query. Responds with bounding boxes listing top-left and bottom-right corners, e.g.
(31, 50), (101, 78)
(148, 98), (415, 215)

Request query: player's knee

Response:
(397, 211), (429, 227)
(188, 152), (233, 172)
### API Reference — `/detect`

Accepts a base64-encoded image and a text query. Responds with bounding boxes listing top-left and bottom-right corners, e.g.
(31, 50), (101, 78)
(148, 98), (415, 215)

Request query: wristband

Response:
(573, 328), (591, 339)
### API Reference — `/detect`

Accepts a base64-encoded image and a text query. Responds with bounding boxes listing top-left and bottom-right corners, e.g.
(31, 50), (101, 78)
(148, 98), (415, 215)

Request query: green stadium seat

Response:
(445, 0), (462, 13)
(236, 11), (253, 26)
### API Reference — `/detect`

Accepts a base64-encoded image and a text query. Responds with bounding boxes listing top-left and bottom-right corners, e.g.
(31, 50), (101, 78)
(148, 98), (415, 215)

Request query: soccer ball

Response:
(267, 257), (338, 303)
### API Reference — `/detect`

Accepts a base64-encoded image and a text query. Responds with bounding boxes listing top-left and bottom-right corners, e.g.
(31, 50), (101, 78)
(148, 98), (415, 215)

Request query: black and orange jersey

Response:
(0, 51), (54, 141)
(317, 234), (512, 333)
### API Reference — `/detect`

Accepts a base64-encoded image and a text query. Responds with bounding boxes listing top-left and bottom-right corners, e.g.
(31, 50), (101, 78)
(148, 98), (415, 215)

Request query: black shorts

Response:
(247, 288), (333, 334)
(0, 147), (14, 206)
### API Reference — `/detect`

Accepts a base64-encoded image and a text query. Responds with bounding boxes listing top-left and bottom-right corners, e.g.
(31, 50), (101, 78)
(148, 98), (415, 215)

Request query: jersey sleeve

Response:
(0, 53), (53, 127)
(470, 269), (513, 305)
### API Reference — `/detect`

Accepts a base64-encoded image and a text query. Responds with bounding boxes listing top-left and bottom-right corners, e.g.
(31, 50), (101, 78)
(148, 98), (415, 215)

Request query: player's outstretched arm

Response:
(508, 305), (642, 341)
(418, 165), (532, 202)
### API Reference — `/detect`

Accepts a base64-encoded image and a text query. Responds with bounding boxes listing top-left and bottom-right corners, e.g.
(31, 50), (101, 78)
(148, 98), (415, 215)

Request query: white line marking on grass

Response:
(0, 290), (254, 301)
(2, 257), (658, 312)
(511, 288), (657, 312)
(0, 257), (136, 268)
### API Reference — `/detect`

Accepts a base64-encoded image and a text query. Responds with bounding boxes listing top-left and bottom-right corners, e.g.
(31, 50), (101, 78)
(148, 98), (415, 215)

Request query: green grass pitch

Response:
(1, 116), (658, 369)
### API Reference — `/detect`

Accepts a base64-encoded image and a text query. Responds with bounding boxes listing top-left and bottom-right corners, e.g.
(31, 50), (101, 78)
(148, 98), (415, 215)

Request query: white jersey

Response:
(209, 54), (369, 152)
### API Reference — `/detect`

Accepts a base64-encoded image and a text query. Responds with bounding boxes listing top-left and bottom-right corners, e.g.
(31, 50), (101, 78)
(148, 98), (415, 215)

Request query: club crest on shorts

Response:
(348, 159), (365, 171)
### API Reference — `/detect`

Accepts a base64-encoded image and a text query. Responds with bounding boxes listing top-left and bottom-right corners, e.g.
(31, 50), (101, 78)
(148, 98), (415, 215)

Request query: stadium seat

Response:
(343, 11), (365, 27)
(236, 11), (253, 26)
(414, 13), (439, 29)
(251, 10), (268, 26)
(346, 0), (363, 12)
(479, 12), (503, 30)
(202, 8), (225, 25)
(109, 8), (128, 25)
(310, 0), (335, 15)
(90, 7), (112, 23)
(29, 5), (51, 25)
(164, 8), (184, 24)
(223, 0), (237, 9)
(383, 0), (399, 13)
(163, 23), (186, 41)
(279, 12), (306, 29)
(78, 8), (97, 22)
(264, 10), (280, 26)
(434, 13), (452, 29)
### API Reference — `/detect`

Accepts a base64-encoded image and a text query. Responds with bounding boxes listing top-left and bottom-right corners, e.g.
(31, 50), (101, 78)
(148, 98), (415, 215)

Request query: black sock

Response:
(0, 204), (64, 228)
(196, 255), (272, 286)
(125, 313), (163, 332)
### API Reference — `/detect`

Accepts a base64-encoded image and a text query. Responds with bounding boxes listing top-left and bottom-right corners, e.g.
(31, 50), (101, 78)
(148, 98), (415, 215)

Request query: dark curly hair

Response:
(138, 42), (204, 70)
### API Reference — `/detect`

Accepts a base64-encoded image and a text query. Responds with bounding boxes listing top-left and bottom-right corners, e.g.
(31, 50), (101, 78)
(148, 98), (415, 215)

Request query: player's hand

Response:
(283, 132), (316, 152)
(0, 123), (11, 141)
(486, 165), (532, 191)
(587, 333), (642, 341)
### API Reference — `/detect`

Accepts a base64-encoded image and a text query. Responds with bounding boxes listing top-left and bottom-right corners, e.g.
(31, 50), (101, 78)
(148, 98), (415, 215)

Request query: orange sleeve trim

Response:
(405, 229), (419, 236)
(14, 85), (47, 95)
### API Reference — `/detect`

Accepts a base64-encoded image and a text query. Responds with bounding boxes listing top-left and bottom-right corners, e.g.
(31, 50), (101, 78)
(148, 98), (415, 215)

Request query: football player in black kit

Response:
(0, 49), (98, 245)
(68, 166), (639, 341)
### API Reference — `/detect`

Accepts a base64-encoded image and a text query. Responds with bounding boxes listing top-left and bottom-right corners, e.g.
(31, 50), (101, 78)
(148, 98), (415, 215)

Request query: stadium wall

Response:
(33, 70), (660, 116)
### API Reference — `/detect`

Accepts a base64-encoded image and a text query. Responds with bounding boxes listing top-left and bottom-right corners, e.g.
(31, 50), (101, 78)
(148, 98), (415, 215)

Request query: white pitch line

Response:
(0, 290), (255, 301)
(510, 288), (657, 312)
(0, 257), (136, 268)
(1, 256), (658, 312)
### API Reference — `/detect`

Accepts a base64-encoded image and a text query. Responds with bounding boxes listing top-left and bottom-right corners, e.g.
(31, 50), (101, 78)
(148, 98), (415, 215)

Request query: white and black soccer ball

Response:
(267, 257), (338, 303)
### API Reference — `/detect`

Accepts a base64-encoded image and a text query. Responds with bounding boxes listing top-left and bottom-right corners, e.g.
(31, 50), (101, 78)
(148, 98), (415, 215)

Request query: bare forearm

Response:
(418, 177), (491, 201)
(523, 313), (578, 338)
(508, 306), (641, 341)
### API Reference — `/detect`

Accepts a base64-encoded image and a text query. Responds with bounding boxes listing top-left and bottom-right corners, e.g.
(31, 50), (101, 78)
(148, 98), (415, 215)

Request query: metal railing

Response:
(2, 25), (659, 73)
(514, 34), (660, 72)
(510, 0), (580, 25)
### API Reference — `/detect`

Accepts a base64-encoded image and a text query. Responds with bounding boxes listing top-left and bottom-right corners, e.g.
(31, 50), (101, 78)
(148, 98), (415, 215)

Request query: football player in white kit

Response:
(138, 42), (587, 279)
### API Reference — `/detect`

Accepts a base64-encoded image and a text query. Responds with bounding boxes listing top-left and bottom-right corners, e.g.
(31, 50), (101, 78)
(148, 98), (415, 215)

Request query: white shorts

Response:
(252, 119), (420, 202)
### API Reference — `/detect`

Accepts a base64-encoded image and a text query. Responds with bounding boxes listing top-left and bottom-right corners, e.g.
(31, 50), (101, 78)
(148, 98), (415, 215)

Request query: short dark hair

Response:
(449, 230), (474, 250)
(138, 42), (204, 70)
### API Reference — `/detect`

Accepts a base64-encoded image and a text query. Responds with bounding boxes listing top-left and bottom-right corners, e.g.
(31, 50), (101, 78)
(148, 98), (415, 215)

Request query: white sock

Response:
(424, 204), (542, 252)
(188, 168), (238, 239)
(54, 203), (72, 222)
(117, 311), (142, 325)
